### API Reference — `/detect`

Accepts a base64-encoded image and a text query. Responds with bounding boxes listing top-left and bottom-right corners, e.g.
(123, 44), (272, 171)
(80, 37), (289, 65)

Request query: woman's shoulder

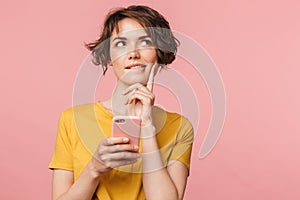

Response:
(153, 105), (189, 119)
(59, 103), (99, 121)
(153, 106), (193, 129)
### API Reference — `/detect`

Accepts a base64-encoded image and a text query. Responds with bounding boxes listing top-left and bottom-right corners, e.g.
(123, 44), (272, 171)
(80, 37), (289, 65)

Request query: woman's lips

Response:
(125, 64), (146, 70)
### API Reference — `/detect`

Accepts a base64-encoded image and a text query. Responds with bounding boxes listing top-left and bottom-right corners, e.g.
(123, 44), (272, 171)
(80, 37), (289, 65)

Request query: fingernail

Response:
(136, 153), (140, 158)
(107, 139), (111, 144)
(134, 146), (139, 150)
(123, 138), (129, 142)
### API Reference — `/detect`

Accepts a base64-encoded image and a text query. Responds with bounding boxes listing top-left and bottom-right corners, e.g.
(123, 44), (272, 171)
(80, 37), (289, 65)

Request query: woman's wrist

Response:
(141, 123), (156, 139)
(142, 150), (164, 173)
(141, 117), (152, 127)
(88, 158), (107, 179)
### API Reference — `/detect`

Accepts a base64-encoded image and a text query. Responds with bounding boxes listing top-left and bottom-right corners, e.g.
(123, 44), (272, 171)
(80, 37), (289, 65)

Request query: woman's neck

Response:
(101, 81), (131, 116)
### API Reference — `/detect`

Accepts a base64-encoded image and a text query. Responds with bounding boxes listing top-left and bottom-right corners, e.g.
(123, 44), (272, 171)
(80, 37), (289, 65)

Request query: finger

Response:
(102, 137), (129, 146)
(107, 144), (139, 153)
(124, 86), (154, 105)
(133, 85), (153, 94)
(123, 88), (139, 105)
(122, 83), (144, 95)
(109, 151), (140, 161)
(127, 89), (154, 101)
(108, 159), (139, 168)
(98, 154), (139, 169)
(146, 64), (157, 91)
(127, 92), (154, 105)
(128, 88), (155, 105)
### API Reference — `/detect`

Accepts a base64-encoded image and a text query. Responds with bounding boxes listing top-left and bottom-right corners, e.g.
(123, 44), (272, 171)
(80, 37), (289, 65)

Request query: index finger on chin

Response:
(146, 64), (157, 91)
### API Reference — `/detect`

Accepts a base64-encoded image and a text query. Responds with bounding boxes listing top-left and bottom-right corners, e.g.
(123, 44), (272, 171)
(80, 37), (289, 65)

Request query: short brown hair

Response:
(85, 5), (179, 74)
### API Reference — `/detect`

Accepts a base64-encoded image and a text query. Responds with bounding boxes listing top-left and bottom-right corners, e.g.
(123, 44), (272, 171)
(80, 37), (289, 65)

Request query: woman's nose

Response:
(128, 48), (140, 60)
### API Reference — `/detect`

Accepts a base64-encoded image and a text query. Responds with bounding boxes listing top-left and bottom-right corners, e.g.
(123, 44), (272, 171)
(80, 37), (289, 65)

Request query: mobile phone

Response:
(112, 116), (141, 148)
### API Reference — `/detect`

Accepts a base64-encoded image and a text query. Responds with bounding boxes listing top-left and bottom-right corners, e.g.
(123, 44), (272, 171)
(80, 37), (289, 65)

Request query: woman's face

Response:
(109, 18), (158, 86)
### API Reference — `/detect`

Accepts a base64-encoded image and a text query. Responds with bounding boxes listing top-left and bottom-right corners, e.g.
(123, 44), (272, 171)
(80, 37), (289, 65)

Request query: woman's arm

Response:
(143, 159), (189, 200)
(52, 160), (102, 200)
(141, 127), (189, 200)
(51, 137), (140, 200)
(167, 161), (189, 199)
(124, 67), (190, 199)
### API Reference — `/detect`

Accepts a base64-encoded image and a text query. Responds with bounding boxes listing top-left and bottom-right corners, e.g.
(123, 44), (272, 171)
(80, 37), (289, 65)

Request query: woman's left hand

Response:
(122, 65), (157, 126)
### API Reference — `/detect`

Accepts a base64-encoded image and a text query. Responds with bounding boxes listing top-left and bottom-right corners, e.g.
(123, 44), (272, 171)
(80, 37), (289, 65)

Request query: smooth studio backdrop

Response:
(1, 0), (299, 199)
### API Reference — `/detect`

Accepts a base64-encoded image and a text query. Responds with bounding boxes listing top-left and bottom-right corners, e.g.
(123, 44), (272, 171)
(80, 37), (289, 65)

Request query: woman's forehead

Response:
(111, 18), (147, 38)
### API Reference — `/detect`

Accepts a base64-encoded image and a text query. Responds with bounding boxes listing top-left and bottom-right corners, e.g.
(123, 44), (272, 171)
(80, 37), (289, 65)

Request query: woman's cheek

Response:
(110, 47), (123, 61)
(142, 49), (158, 63)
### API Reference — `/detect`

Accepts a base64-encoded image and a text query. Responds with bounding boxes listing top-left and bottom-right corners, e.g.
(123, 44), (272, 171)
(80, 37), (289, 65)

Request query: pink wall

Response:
(1, 0), (300, 199)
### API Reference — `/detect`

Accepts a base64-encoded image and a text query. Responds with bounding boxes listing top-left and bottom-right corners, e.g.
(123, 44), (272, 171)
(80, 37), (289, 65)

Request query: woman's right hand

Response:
(91, 137), (140, 174)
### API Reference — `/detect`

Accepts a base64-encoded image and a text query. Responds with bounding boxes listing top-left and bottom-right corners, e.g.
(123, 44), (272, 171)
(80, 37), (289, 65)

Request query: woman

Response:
(49, 5), (194, 200)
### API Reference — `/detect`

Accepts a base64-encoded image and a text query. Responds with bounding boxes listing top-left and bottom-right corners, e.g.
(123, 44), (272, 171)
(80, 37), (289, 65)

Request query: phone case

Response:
(112, 116), (141, 148)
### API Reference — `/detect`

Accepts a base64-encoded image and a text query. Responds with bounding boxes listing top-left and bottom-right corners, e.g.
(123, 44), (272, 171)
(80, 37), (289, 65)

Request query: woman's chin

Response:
(118, 74), (148, 86)
(118, 78), (147, 86)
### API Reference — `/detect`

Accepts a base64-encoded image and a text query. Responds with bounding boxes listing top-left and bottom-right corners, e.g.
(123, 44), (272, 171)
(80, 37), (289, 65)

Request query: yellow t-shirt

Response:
(49, 102), (194, 200)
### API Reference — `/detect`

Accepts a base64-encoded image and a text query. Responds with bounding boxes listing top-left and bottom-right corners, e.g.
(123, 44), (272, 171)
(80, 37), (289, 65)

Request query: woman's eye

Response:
(140, 39), (153, 46)
(115, 41), (126, 47)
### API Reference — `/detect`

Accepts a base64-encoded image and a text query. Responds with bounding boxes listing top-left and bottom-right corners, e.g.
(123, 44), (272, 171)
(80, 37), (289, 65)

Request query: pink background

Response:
(1, 0), (299, 199)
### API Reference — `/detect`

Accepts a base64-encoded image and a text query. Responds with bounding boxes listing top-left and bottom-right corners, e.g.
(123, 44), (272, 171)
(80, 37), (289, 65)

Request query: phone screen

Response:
(112, 116), (141, 148)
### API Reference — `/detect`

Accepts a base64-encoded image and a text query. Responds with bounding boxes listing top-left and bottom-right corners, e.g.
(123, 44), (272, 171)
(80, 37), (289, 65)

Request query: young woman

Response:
(49, 5), (194, 200)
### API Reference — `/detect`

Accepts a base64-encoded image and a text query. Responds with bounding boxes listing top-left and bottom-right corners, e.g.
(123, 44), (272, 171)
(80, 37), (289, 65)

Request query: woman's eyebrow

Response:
(138, 35), (151, 40)
(112, 35), (151, 42)
(112, 36), (127, 42)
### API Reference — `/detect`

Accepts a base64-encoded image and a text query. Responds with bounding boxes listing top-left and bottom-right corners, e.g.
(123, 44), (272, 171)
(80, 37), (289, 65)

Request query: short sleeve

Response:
(169, 117), (194, 171)
(48, 112), (74, 171)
